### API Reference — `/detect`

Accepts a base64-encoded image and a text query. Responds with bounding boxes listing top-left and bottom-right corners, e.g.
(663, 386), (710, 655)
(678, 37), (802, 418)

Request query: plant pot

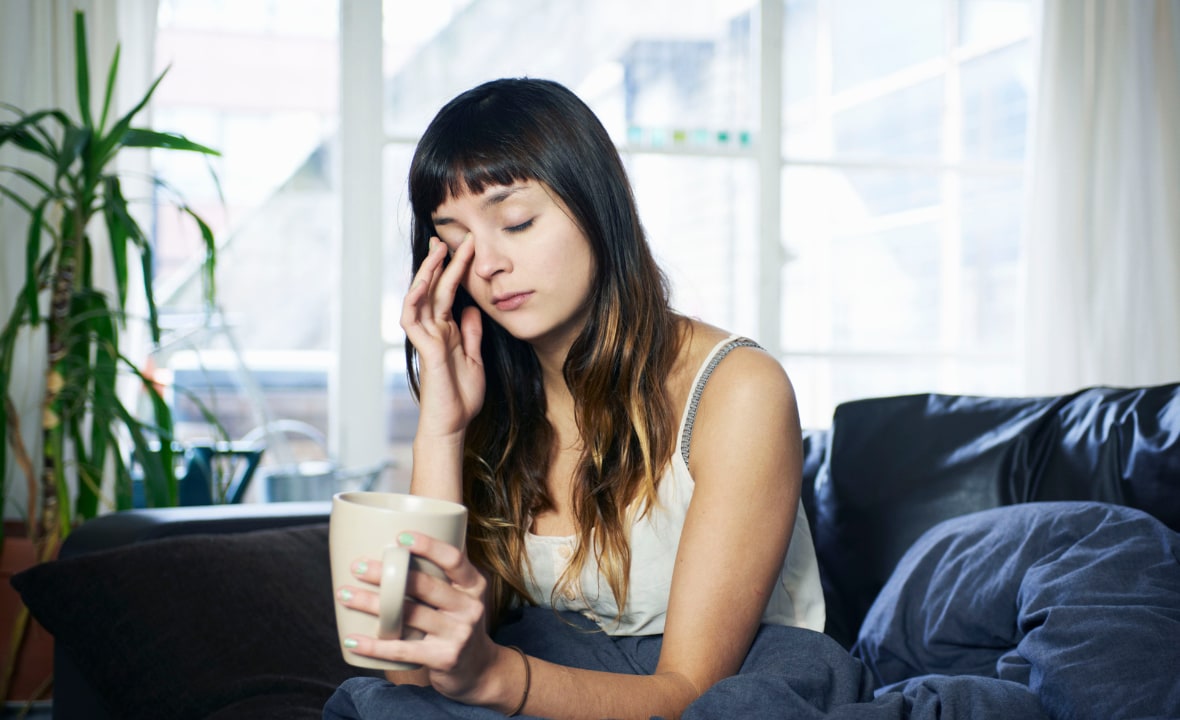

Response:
(1, 524), (54, 703)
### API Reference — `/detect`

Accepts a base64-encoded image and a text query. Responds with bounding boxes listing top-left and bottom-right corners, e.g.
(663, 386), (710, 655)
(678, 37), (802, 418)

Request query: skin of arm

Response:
(343, 341), (804, 718)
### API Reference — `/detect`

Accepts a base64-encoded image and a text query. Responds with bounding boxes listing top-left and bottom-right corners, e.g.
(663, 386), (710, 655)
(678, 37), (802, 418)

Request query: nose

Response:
(470, 231), (510, 280)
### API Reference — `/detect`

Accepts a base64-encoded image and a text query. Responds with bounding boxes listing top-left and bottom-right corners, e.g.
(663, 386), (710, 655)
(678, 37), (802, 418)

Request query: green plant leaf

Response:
(100, 176), (154, 325)
(116, 347), (178, 505)
(150, 175), (221, 308)
(95, 68), (168, 167)
(110, 440), (133, 511)
(0, 164), (56, 197)
(135, 240), (161, 344)
(113, 396), (175, 508)
(57, 125), (91, 182)
(74, 10), (93, 129)
(183, 205), (219, 306)
(98, 44), (121, 134)
(101, 176), (131, 309)
(0, 183), (36, 215)
(0, 111), (68, 160)
(0, 323), (18, 524)
(24, 200), (48, 327)
(170, 384), (232, 445)
(124, 128), (220, 155)
(71, 290), (119, 520)
(67, 415), (97, 519)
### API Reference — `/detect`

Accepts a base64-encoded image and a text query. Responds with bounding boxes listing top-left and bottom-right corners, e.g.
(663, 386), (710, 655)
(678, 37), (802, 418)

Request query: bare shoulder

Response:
(675, 319), (800, 473)
(677, 319), (795, 408)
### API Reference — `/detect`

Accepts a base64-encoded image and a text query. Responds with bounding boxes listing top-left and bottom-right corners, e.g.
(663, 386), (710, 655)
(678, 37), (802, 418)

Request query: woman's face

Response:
(431, 179), (597, 357)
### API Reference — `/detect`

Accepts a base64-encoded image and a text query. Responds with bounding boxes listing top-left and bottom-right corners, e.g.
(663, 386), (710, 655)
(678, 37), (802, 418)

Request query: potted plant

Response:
(1, 10), (220, 703)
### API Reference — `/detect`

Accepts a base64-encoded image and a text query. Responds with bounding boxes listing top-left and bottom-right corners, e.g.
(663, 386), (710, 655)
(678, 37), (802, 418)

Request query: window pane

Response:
(787, 354), (1021, 428)
(782, 166), (945, 353)
(960, 174), (1025, 355)
(961, 40), (1035, 162)
(151, 0), (340, 461)
(627, 155), (759, 334)
(783, 0), (819, 106)
(782, 0), (820, 156)
(782, 162), (1028, 424)
(786, 224), (943, 353)
(383, 0), (758, 143)
(833, 78), (944, 160)
(829, 0), (943, 92)
(959, 0), (1034, 48)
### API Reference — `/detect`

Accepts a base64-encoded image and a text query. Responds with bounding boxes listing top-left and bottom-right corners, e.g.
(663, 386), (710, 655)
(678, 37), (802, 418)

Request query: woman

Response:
(326, 77), (824, 719)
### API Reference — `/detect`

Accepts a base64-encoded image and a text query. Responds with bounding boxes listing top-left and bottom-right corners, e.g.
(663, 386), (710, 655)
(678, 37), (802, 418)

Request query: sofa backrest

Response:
(809, 382), (1180, 648)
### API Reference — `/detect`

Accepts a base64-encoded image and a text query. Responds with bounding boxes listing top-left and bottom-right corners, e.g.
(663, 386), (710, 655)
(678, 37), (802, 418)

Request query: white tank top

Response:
(521, 336), (826, 636)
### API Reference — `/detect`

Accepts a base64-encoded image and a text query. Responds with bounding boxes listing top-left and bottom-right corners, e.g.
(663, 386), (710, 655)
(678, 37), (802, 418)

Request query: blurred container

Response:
(261, 460), (387, 502)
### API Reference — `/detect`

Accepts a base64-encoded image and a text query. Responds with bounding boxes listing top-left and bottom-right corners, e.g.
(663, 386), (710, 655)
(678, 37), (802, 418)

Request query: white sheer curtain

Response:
(1023, 0), (1180, 395)
(0, 0), (158, 520)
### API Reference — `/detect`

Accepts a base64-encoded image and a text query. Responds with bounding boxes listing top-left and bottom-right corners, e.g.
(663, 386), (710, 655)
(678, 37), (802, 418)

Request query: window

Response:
(147, 0), (1039, 494)
(778, 0), (1036, 424)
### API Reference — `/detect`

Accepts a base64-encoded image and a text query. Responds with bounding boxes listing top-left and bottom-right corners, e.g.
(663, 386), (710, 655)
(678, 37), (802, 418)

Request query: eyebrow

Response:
(432, 184), (530, 226)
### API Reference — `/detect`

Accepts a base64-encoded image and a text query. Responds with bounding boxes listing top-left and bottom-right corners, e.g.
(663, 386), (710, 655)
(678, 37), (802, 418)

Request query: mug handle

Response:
(377, 544), (410, 640)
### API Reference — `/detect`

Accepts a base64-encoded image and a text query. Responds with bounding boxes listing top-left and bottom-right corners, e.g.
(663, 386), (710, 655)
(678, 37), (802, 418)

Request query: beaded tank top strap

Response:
(680, 337), (763, 467)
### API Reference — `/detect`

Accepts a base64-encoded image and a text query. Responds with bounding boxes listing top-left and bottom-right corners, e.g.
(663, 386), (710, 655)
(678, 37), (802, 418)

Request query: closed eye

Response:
(505, 218), (534, 234)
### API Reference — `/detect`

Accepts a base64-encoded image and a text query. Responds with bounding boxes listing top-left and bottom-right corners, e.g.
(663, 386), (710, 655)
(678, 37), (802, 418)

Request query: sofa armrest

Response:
(59, 501), (331, 559)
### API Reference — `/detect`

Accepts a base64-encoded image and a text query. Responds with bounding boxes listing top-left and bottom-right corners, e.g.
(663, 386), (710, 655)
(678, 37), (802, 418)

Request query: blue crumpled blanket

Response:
(324, 502), (1180, 720)
(853, 501), (1180, 720)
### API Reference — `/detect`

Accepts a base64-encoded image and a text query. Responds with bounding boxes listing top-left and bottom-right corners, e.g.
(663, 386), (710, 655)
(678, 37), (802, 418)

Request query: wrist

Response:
(412, 429), (466, 454)
(408, 433), (466, 502)
(471, 644), (530, 715)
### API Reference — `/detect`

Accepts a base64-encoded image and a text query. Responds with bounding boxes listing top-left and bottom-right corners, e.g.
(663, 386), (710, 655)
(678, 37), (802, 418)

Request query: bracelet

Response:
(506, 645), (531, 717)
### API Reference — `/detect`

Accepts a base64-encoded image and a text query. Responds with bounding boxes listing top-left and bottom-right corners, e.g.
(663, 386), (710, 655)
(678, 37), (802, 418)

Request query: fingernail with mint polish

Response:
(398, 532), (415, 547)
(338, 588), (354, 602)
(343, 638), (359, 649)
(353, 561), (368, 576)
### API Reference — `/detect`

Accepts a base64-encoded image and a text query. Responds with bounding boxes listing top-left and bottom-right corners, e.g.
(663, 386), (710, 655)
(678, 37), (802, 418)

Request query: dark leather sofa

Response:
(12, 383), (1180, 719)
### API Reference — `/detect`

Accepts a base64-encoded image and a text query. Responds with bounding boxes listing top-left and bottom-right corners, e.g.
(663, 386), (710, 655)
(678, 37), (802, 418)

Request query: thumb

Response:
(459, 305), (483, 364)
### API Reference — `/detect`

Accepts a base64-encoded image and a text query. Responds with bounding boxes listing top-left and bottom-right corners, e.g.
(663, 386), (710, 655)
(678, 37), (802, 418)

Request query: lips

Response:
(492, 291), (532, 311)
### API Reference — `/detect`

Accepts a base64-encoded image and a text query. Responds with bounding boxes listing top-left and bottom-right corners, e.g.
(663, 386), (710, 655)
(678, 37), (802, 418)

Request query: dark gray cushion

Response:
(11, 523), (379, 720)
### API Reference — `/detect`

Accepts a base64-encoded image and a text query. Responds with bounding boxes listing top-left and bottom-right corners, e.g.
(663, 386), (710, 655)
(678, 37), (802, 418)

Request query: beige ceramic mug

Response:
(329, 491), (468, 670)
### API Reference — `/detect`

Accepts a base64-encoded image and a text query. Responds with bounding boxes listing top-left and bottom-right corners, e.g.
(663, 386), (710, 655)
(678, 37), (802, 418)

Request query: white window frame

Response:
(335, 0), (385, 469)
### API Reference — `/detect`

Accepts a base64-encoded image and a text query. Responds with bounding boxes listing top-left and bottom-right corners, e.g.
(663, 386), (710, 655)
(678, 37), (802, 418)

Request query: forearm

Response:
(473, 646), (699, 720)
(409, 432), (465, 503)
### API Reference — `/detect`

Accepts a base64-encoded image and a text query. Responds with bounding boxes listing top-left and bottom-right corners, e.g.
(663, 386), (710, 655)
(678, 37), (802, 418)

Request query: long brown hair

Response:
(406, 78), (681, 622)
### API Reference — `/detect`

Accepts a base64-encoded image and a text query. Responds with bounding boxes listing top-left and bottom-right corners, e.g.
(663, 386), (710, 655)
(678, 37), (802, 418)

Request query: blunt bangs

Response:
(410, 85), (557, 219)
(410, 138), (538, 220)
